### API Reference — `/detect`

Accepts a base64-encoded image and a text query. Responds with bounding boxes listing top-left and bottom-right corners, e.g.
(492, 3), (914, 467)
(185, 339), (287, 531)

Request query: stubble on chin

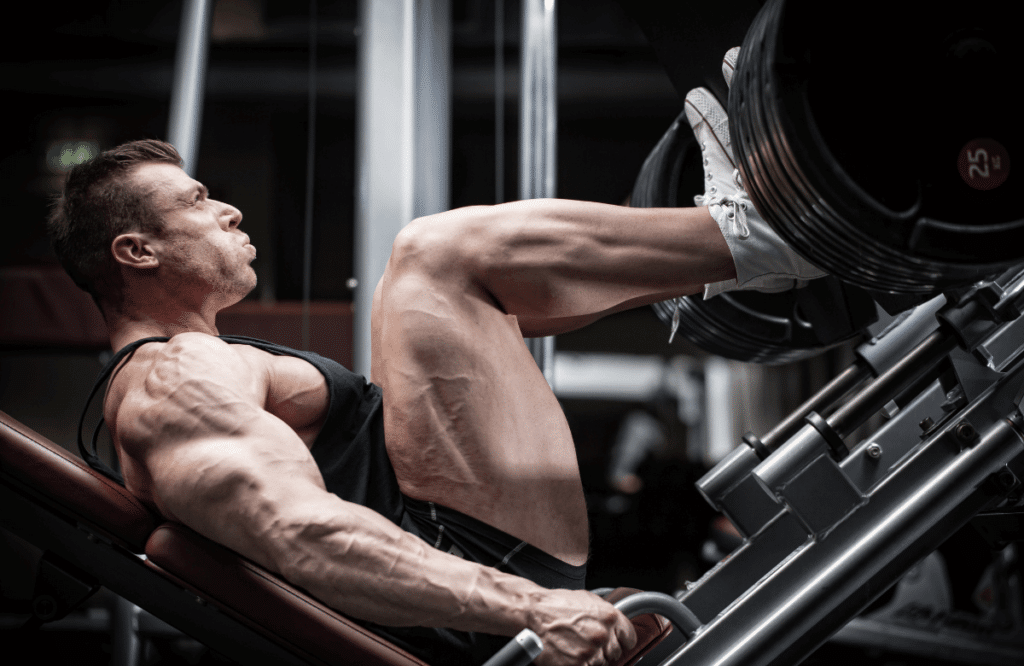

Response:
(216, 265), (258, 300)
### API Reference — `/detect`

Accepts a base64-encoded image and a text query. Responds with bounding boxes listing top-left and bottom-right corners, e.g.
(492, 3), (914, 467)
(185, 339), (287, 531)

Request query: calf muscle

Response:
(399, 200), (733, 337)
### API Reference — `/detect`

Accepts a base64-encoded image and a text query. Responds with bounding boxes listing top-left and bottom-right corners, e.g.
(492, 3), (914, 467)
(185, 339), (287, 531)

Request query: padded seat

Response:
(0, 410), (158, 550)
(0, 408), (670, 665)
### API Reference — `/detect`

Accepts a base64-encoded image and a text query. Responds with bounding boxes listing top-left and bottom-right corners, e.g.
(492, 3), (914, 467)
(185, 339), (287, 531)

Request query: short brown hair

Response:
(47, 139), (183, 309)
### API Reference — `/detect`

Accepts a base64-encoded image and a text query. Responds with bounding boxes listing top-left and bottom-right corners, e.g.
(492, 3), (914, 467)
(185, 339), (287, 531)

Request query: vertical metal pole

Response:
(704, 357), (735, 466)
(355, 0), (451, 377)
(167, 0), (214, 177)
(110, 595), (141, 666)
(355, 0), (411, 376)
(519, 0), (558, 385)
(412, 0), (451, 221)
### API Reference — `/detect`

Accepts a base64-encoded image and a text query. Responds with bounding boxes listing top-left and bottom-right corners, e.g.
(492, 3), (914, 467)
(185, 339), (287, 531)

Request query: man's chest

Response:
(237, 347), (331, 448)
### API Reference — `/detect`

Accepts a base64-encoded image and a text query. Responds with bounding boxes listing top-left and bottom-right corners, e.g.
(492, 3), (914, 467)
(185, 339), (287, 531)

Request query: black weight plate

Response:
(633, 108), (877, 364)
(730, 0), (1023, 294)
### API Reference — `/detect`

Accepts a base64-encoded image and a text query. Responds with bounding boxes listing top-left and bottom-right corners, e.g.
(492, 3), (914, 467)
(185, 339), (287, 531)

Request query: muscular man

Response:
(48, 52), (823, 666)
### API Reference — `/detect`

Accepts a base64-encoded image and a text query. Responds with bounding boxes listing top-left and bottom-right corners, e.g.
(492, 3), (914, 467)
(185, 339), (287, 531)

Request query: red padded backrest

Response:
(1, 408), (671, 666)
(0, 410), (158, 550)
(146, 522), (431, 666)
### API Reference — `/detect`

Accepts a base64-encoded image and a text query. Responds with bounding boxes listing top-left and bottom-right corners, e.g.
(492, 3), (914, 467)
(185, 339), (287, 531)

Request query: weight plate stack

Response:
(633, 110), (877, 365)
(730, 0), (1022, 295)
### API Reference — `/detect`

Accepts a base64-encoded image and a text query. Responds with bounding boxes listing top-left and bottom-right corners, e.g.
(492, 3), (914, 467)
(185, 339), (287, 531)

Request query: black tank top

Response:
(81, 334), (577, 665)
(78, 334), (405, 527)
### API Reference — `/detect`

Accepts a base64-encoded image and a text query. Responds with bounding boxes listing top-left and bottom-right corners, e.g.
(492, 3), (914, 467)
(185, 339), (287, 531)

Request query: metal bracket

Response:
(779, 454), (865, 537)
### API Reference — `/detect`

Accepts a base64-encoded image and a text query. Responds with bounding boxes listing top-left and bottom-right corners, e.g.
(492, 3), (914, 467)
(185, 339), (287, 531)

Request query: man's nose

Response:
(223, 202), (243, 228)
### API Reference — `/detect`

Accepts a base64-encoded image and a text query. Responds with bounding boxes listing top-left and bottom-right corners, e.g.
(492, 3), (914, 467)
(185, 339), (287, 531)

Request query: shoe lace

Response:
(672, 168), (751, 344)
(693, 169), (751, 240)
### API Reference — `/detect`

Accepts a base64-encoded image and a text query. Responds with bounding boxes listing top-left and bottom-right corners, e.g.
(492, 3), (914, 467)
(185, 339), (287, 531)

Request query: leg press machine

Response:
(5, 268), (1024, 665)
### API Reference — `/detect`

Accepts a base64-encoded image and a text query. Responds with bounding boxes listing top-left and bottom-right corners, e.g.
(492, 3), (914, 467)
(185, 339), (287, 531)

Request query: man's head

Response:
(47, 139), (182, 311)
(47, 139), (255, 318)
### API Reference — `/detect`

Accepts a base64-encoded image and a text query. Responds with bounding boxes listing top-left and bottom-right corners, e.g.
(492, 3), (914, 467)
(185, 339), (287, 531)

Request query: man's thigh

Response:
(370, 263), (589, 567)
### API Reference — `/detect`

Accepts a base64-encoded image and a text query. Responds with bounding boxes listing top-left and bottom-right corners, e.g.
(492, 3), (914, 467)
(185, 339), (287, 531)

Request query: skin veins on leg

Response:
(471, 200), (730, 336)
(372, 200), (732, 566)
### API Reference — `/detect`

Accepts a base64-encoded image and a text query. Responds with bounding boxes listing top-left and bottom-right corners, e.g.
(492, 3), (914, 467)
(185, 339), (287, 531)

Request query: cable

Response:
(495, 0), (505, 205)
(302, 0), (318, 351)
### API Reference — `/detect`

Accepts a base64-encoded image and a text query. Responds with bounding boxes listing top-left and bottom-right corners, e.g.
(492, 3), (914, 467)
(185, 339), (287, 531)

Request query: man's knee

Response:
(378, 214), (470, 321)
(387, 208), (495, 282)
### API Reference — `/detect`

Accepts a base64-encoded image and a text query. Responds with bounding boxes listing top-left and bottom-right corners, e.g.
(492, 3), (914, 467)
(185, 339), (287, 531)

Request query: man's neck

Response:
(106, 307), (222, 353)
(104, 280), (248, 351)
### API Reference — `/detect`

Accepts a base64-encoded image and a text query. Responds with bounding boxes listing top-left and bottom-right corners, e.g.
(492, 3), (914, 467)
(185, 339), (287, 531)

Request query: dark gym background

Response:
(2, 2), (983, 665)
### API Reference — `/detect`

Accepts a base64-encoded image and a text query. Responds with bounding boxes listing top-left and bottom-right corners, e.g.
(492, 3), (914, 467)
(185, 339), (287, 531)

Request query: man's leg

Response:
(370, 200), (731, 566)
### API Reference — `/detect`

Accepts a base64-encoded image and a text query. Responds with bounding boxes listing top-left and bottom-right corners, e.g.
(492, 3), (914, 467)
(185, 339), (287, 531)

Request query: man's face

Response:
(131, 162), (257, 305)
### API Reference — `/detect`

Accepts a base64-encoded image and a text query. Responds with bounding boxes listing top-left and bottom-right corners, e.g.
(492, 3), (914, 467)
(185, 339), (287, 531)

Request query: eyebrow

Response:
(173, 182), (208, 207)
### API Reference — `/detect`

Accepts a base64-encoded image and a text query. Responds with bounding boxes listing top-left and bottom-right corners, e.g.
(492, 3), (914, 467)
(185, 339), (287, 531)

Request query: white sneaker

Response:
(684, 82), (828, 300)
(721, 46), (739, 89)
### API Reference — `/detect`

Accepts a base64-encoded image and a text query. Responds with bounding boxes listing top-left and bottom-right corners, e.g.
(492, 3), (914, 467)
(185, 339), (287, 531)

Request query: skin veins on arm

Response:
(111, 333), (553, 635)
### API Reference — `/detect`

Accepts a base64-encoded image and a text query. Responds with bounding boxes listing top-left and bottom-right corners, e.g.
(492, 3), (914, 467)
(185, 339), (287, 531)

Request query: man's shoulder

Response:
(113, 331), (227, 363)
(109, 333), (275, 453)
(110, 333), (267, 415)
(161, 331), (235, 356)
(132, 332), (268, 371)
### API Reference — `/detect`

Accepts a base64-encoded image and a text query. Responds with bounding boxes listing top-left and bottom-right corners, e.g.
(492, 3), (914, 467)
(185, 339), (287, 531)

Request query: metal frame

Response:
(542, 271), (1024, 665)
(166, 0), (214, 176)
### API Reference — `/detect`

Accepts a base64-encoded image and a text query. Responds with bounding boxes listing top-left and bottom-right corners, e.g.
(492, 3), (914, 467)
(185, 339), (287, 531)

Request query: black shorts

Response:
(361, 496), (588, 666)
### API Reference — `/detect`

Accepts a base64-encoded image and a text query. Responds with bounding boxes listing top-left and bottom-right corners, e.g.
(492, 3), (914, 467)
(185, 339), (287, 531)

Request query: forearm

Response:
(265, 493), (543, 635)
(275, 498), (638, 666)
(269, 494), (636, 664)
(154, 444), (544, 635)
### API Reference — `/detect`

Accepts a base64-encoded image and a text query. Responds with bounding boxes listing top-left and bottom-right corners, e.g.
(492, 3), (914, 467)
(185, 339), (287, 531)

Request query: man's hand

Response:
(528, 589), (638, 666)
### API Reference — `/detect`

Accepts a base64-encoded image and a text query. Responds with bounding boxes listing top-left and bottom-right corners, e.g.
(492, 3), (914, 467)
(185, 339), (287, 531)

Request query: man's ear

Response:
(111, 233), (159, 269)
